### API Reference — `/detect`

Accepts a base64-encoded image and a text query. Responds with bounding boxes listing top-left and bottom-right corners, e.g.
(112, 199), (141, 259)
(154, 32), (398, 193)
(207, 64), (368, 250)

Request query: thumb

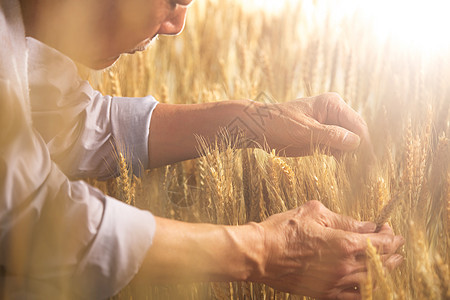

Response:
(315, 125), (361, 151)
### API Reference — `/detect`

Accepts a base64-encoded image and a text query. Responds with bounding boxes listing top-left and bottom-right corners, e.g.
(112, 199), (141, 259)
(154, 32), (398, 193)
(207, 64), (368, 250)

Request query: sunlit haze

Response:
(239, 0), (450, 52)
(364, 0), (450, 51)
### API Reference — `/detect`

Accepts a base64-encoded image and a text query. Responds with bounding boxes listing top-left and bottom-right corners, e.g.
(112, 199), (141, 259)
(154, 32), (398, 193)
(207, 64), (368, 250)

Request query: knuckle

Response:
(375, 234), (396, 254)
(312, 124), (325, 136)
(325, 92), (343, 101)
(338, 235), (360, 256)
(342, 218), (356, 231)
(313, 93), (338, 108)
(335, 263), (353, 277)
(384, 223), (395, 233)
(339, 243), (353, 256)
(324, 92), (345, 106)
(306, 200), (323, 211)
(385, 237), (397, 253)
(327, 126), (342, 139)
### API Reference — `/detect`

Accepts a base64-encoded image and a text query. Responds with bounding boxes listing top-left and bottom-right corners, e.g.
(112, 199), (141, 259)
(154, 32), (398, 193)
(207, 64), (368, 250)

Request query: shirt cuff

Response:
(72, 196), (156, 299)
(110, 96), (158, 175)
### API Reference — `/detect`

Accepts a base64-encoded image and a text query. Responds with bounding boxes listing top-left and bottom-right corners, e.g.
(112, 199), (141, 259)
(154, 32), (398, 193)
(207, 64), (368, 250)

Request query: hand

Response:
(253, 93), (374, 157)
(253, 200), (404, 299)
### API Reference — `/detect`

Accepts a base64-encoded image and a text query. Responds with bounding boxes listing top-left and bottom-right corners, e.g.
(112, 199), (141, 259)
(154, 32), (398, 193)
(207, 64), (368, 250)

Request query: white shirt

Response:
(28, 37), (159, 179)
(0, 1), (158, 299)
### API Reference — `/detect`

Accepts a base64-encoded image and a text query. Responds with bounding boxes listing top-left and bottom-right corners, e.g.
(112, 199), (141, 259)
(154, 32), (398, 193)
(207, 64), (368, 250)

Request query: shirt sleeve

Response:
(0, 78), (156, 299)
(27, 37), (159, 179)
(0, 10), (156, 298)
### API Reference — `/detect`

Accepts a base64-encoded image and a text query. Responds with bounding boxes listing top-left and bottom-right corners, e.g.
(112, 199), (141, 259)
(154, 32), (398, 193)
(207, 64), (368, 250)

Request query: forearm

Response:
(148, 100), (262, 168)
(134, 217), (266, 284)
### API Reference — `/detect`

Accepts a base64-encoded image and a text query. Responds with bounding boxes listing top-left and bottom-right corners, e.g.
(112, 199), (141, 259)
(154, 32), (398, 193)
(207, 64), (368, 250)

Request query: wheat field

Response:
(82, 0), (450, 299)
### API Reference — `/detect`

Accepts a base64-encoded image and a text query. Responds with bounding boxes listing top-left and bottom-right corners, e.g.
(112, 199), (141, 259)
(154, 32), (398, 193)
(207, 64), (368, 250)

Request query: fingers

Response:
(335, 273), (365, 300)
(338, 272), (366, 291)
(314, 93), (368, 142)
(334, 253), (403, 300)
(355, 232), (404, 256)
(312, 93), (376, 159)
(313, 124), (361, 151)
(334, 254), (403, 300)
(326, 253), (402, 300)
(383, 254), (404, 270)
(327, 211), (377, 233)
(308, 202), (404, 256)
(370, 225), (404, 254)
(307, 200), (377, 234)
(329, 225), (403, 258)
(376, 223), (394, 235)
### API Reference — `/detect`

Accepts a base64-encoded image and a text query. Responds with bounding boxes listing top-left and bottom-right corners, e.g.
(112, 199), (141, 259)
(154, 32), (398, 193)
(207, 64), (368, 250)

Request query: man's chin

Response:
(87, 55), (121, 70)
(82, 36), (158, 70)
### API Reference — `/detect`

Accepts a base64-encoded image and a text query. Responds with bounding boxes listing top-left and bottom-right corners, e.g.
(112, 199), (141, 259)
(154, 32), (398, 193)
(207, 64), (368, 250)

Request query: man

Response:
(0, 0), (404, 299)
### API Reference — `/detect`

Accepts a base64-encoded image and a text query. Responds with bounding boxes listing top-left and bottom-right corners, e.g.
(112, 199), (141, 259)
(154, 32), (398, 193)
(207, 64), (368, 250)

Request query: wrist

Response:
(245, 221), (268, 281)
(223, 221), (267, 282)
(138, 217), (267, 284)
(223, 99), (266, 148)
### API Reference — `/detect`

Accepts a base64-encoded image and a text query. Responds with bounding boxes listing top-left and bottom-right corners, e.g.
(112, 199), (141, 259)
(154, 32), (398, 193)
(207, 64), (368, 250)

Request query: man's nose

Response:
(158, 6), (188, 36)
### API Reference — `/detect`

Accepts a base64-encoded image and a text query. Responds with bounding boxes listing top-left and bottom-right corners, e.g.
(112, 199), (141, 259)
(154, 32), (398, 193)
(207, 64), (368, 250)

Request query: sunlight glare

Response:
(364, 0), (450, 51)
(239, 0), (297, 14)
(240, 0), (450, 52)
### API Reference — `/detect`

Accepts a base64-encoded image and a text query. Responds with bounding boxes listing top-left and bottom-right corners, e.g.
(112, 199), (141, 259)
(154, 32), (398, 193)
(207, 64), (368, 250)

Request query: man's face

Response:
(93, 0), (193, 69)
(50, 0), (193, 69)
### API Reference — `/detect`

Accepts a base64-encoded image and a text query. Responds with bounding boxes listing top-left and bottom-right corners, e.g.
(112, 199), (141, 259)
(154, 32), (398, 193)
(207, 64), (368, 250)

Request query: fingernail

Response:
(343, 132), (361, 147)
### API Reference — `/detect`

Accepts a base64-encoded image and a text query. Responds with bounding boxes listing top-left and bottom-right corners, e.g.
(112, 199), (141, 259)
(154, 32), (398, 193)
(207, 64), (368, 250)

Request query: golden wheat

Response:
(79, 0), (450, 299)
